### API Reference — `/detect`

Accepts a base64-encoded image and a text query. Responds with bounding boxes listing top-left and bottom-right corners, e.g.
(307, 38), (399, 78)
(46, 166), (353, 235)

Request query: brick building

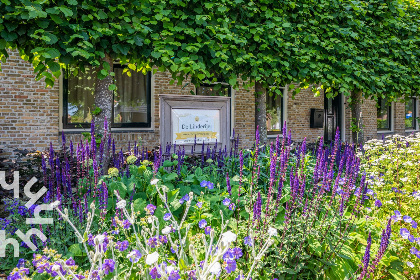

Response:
(0, 51), (419, 157)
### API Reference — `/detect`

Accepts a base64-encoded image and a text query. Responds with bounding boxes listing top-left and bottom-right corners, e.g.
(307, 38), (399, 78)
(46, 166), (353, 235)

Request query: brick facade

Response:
(1, 52), (419, 157)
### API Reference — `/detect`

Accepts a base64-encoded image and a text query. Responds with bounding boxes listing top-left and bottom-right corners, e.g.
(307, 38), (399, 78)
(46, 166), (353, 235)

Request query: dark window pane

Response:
(66, 67), (96, 125)
(196, 84), (230, 97)
(114, 68), (148, 124)
(405, 98), (416, 129)
(377, 98), (391, 130)
(266, 89), (284, 134)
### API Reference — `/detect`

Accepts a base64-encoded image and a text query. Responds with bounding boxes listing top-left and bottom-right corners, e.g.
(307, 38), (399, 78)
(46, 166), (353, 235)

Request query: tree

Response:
(224, 0), (420, 144)
(0, 0), (239, 147)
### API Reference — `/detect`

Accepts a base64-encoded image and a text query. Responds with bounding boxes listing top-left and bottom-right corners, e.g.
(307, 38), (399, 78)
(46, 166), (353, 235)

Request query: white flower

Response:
(50, 200), (60, 209)
(151, 179), (159, 185)
(209, 261), (221, 275)
(268, 227), (278, 237)
(407, 261), (414, 268)
(147, 216), (153, 223)
(94, 234), (106, 245)
(116, 200), (126, 209)
(52, 265), (61, 271)
(166, 265), (176, 274)
(146, 252), (159, 265)
(162, 226), (172, 235)
(221, 231), (237, 244)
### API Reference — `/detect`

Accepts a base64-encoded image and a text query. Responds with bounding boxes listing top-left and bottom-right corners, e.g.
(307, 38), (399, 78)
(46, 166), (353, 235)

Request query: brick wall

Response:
(1, 51), (418, 158)
(0, 51), (60, 157)
(0, 53), (255, 157)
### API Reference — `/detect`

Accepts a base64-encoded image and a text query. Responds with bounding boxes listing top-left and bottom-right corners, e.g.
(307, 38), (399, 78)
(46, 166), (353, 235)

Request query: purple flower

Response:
(400, 228), (411, 239)
(187, 270), (197, 280)
(244, 236), (253, 247)
(196, 202), (203, 208)
(391, 210), (402, 222)
(409, 235), (415, 243)
(359, 232), (372, 279)
(204, 226), (212, 235)
(159, 235), (168, 244)
(116, 240), (129, 251)
(200, 181), (214, 189)
(223, 250), (234, 261)
(17, 258), (25, 268)
(128, 250), (142, 263)
(145, 204), (157, 215)
(123, 219), (131, 229)
(232, 247), (243, 259)
(180, 194), (190, 204)
(224, 259), (237, 273)
(168, 270), (181, 280)
(229, 203), (236, 211)
(375, 199), (382, 207)
(148, 237), (158, 248)
(199, 219), (207, 229)
(253, 192), (262, 221)
(410, 247), (418, 255)
(163, 213), (171, 221)
(412, 221), (418, 229)
(404, 216), (413, 223)
(150, 267), (161, 279)
(102, 259), (115, 275)
(65, 257), (76, 266)
(222, 198), (231, 206)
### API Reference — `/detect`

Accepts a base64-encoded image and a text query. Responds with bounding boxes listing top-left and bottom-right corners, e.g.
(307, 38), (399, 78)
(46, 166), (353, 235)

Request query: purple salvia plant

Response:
(226, 173), (231, 196)
(358, 232), (372, 280)
(366, 219), (392, 277)
(253, 192), (262, 223)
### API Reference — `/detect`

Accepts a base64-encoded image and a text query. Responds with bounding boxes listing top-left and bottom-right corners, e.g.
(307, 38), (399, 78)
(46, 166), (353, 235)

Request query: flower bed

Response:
(2, 124), (393, 279)
(360, 133), (420, 279)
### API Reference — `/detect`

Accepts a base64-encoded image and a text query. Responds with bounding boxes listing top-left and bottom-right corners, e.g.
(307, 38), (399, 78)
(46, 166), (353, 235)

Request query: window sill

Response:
(377, 130), (394, 134)
(405, 129), (419, 133)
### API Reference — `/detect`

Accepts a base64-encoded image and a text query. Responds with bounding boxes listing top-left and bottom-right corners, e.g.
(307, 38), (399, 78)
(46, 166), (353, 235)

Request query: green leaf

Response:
(388, 269), (408, 280)
(133, 198), (146, 212)
(164, 173), (178, 182)
(58, 6), (73, 17)
(163, 160), (173, 167)
(47, 61), (60, 72)
(68, 244), (84, 256)
(67, 0), (78, 5)
(45, 78), (54, 87)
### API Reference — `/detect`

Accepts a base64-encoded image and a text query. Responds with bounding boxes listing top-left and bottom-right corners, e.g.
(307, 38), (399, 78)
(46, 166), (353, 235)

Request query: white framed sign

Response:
(160, 95), (231, 153)
(172, 109), (220, 144)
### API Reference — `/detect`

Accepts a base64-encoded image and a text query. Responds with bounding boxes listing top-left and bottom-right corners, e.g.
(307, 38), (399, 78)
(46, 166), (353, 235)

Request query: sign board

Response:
(172, 109), (220, 144)
(160, 95), (231, 153)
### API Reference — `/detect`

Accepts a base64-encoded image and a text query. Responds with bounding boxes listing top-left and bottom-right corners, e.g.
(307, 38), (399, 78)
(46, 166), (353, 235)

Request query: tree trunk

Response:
(350, 90), (364, 145)
(255, 81), (267, 144)
(94, 54), (113, 168)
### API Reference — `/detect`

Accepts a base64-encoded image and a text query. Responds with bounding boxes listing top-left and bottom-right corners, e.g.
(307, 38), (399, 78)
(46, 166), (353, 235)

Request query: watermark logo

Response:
(0, 171), (55, 257)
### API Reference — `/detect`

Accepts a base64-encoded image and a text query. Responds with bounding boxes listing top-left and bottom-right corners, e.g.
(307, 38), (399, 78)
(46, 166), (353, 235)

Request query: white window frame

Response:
(377, 99), (394, 134)
(405, 97), (419, 132)
(267, 85), (288, 139)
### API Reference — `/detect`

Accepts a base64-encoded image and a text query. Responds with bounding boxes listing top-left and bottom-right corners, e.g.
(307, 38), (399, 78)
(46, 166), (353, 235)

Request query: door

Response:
(324, 93), (342, 142)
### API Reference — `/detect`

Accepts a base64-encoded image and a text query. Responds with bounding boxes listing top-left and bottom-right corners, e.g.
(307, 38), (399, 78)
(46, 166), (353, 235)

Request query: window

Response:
(405, 98), (417, 130)
(62, 65), (152, 129)
(266, 88), (285, 135)
(377, 98), (392, 131)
